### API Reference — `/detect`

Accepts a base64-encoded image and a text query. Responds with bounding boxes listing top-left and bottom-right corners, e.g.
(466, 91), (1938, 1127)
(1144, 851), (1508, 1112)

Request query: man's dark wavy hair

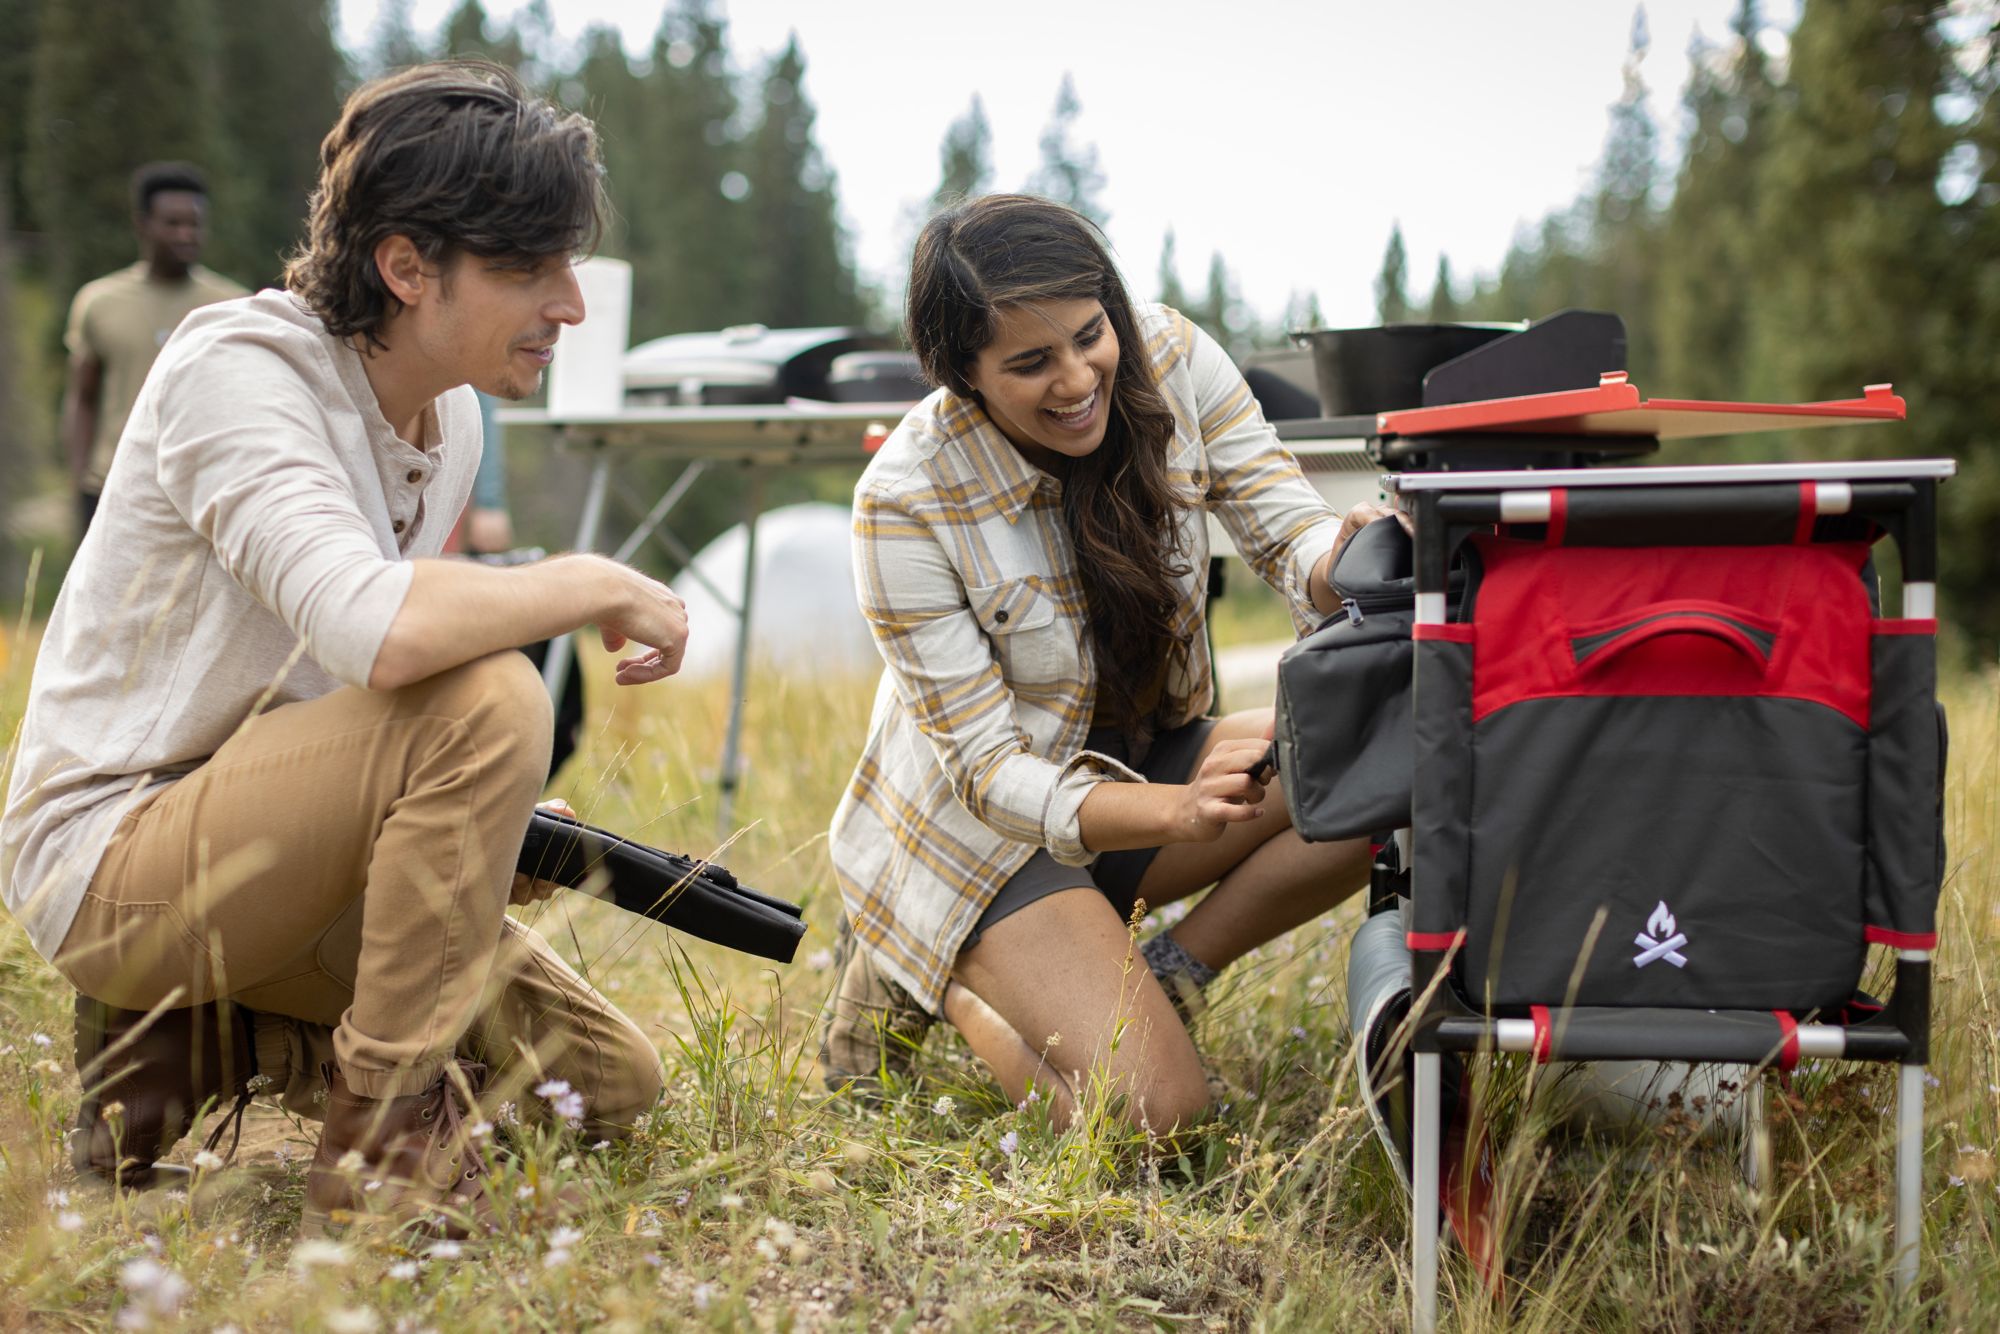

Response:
(284, 60), (605, 350)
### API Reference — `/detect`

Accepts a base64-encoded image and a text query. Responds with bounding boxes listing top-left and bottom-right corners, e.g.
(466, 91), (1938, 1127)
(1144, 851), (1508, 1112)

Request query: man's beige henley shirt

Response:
(2, 290), (480, 958)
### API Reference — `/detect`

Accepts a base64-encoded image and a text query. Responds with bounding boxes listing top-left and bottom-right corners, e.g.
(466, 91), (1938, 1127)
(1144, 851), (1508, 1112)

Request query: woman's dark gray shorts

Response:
(962, 716), (1220, 951)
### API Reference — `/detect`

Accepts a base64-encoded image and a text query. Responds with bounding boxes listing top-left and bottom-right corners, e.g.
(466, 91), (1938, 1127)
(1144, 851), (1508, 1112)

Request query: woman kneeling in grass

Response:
(823, 194), (1382, 1133)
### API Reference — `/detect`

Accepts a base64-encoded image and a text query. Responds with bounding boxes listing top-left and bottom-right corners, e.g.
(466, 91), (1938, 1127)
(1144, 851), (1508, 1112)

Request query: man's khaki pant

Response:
(54, 652), (664, 1130)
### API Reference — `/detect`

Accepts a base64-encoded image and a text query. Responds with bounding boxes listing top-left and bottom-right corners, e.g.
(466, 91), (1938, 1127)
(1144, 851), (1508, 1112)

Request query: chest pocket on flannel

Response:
(966, 576), (1066, 682)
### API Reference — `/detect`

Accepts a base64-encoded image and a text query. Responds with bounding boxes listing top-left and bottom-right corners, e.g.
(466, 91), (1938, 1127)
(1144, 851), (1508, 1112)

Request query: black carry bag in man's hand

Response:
(516, 809), (806, 963)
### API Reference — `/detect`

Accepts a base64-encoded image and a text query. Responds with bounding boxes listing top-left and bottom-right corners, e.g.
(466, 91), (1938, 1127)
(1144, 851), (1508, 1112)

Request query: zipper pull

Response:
(1341, 597), (1364, 627)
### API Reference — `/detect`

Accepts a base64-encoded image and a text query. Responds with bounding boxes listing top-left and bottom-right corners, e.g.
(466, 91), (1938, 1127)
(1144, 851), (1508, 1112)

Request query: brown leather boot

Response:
(300, 1060), (495, 1239)
(817, 919), (931, 1102)
(72, 994), (259, 1190)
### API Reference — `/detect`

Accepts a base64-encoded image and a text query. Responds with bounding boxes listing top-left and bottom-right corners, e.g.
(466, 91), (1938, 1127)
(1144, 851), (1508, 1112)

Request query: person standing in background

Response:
(60, 162), (248, 538)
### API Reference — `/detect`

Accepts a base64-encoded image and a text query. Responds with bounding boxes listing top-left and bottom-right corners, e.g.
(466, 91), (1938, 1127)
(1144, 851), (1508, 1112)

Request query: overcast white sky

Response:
(337, 1), (1798, 328)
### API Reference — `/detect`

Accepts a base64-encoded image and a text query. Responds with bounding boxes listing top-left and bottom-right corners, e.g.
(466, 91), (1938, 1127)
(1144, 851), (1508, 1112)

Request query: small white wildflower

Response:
(1925, 1072), (1942, 1089)
(534, 1079), (585, 1124)
(244, 1072), (274, 1093)
(388, 1260), (418, 1280)
(1949, 1174), (1966, 1188)
(30, 1032), (52, 1048)
(335, 1149), (367, 1173)
(516, 1186), (534, 1200)
(363, 1180), (382, 1193)
(57, 1211), (84, 1233)
(325, 1308), (379, 1334)
(932, 1095), (955, 1116)
(1290, 1026), (1309, 1040)
(119, 1258), (190, 1317)
(289, 1238), (353, 1273)
(543, 1249), (572, 1270)
(719, 1193), (744, 1210)
(467, 1120), (494, 1139)
(999, 1130), (1019, 1157)
(192, 1149), (225, 1172)
(496, 1101), (518, 1126)
(557, 1154), (577, 1171)
(806, 947), (835, 971)
(692, 1282), (716, 1310)
(142, 1234), (164, 1255)
(674, 1190), (691, 1207)
(763, 1218), (797, 1248)
(548, 1225), (583, 1250)
(45, 1188), (70, 1208)
(424, 1240), (463, 1261)
(591, 1139), (611, 1152)
(754, 1237), (779, 1261)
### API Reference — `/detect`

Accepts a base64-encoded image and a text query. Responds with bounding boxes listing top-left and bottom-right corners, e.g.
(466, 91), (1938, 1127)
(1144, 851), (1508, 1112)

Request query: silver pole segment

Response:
(544, 451), (613, 702)
(1412, 1050), (1442, 1334)
(1416, 592), (1447, 625)
(1894, 1063), (1924, 1293)
(1903, 582), (1936, 620)
(611, 460), (709, 564)
(716, 470), (765, 837)
(1740, 1073), (1768, 1194)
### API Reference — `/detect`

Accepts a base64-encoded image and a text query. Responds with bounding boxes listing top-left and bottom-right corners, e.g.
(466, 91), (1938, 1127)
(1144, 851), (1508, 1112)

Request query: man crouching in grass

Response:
(0, 62), (681, 1237)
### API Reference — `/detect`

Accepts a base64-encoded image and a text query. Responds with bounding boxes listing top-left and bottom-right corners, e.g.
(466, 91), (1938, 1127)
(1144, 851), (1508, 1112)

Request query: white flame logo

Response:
(1634, 900), (1690, 969)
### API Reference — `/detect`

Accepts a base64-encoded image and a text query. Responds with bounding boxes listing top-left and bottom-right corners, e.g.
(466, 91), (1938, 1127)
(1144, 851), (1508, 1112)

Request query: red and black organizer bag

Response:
(1410, 482), (1943, 1013)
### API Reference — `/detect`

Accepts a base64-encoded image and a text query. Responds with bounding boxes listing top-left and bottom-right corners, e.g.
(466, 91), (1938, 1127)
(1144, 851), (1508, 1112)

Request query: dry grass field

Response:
(0, 600), (1996, 1331)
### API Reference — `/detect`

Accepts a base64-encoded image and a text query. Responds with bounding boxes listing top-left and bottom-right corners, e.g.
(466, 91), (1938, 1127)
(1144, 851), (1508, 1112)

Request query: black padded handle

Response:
(517, 810), (806, 962)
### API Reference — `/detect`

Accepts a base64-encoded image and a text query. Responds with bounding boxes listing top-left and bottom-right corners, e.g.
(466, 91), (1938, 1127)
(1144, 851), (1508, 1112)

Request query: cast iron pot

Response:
(1292, 323), (1515, 417)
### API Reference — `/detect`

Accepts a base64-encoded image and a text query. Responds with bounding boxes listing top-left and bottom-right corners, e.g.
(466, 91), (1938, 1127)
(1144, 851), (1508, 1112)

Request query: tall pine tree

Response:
(213, 0), (346, 286)
(1375, 222), (1411, 323)
(930, 95), (993, 212)
(739, 34), (860, 327)
(27, 0), (230, 300)
(1655, 0), (1777, 401)
(1026, 74), (1107, 225)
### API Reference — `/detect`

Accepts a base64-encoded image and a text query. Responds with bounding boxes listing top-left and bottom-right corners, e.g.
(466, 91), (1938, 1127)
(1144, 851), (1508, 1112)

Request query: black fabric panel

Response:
(1275, 611), (1418, 842)
(1412, 639), (1475, 939)
(1865, 635), (1943, 938)
(1559, 484), (1801, 547)
(1538, 1007), (1789, 1064)
(1463, 696), (1866, 1010)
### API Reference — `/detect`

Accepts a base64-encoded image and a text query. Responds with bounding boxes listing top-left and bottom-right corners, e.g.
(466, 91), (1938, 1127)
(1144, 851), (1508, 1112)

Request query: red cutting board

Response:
(1376, 374), (1906, 441)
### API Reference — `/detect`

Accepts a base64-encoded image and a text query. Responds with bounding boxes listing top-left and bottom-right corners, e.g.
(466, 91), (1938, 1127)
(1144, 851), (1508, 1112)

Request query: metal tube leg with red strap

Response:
(1412, 1049), (1442, 1334)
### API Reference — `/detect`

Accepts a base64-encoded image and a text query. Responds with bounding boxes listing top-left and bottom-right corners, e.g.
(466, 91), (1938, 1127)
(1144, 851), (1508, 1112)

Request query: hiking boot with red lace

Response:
(300, 1060), (497, 1239)
(71, 994), (260, 1190)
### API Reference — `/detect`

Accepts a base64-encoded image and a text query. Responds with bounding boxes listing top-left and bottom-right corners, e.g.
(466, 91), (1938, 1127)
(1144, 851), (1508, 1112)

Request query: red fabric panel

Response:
(1406, 929), (1466, 951)
(1530, 1005), (1552, 1064)
(1467, 537), (1874, 726)
(1872, 619), (1937, 636)
(1546, 489), (1568, 546)
(1864, 925), (1937, 950)
(1792, 482), (1817, 545)
(1414, 623), (1475, 643)
(1772, 1010), (1799, 1071)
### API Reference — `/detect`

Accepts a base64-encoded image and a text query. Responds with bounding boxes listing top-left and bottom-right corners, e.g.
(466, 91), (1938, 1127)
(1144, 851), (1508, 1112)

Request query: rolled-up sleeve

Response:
(852, 482), (1123, 862)
(153, 342), (411, 688)
(1179, 315), (1341, 634)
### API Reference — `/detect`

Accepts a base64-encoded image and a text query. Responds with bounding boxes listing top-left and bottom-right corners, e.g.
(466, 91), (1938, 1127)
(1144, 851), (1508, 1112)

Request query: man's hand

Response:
(510, 798), (576, 905)
(595, 559), (688, 686)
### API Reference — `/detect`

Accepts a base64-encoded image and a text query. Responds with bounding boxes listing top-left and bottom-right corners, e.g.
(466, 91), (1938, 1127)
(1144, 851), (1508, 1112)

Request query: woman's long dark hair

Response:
(906, 194), (1191, 732)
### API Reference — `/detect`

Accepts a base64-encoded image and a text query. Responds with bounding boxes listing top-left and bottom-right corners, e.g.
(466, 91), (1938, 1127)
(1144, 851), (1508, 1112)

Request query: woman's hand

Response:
(510, 798), (577, 905)
(1311, 500), (1414, 614)
(1166, 738), (1272, 842)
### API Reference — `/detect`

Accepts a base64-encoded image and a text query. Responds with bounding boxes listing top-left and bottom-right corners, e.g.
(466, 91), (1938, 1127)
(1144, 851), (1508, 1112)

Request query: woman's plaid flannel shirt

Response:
(828, 305), (1342, 1012)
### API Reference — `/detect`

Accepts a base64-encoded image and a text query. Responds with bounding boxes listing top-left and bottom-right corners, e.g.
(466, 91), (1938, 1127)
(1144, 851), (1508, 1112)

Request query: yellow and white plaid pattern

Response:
(828, 305), (1341, 1011)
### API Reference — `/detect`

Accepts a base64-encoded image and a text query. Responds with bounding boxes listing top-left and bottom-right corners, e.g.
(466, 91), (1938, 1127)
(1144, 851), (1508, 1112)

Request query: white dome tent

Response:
(673, 502), (880, 680)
